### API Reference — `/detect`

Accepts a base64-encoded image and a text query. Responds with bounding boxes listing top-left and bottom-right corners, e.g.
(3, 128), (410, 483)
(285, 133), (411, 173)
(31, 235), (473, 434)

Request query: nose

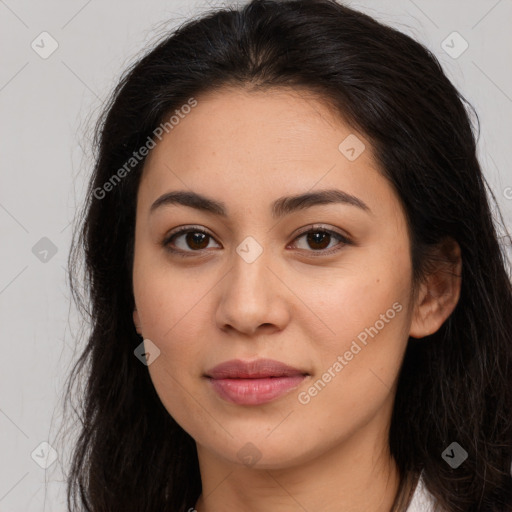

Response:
(215, 247), (291, 336)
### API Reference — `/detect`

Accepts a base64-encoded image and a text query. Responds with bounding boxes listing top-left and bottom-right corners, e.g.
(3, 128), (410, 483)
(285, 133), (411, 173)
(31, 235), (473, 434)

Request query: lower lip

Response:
(208, 375), (307, 405)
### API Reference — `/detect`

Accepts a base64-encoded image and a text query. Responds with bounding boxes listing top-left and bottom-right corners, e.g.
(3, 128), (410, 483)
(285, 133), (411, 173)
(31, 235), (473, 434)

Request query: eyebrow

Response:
(150, 188), (371, 218)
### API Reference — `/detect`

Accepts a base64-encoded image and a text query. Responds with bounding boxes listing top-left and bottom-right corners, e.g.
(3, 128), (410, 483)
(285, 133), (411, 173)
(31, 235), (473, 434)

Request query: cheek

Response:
(133, 250), (208, 343)
(293, 287), (409, 449)
(300, 253), (412, 407)
(134, 271), (212, 433)
(308, 260), (411, 351)
(132, 270), (201, 412)
(137, 283), (208, 363)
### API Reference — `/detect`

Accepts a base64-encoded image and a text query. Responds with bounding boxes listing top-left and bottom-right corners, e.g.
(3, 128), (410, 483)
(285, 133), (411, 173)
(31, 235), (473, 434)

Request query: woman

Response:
(64, 0), (512, 510)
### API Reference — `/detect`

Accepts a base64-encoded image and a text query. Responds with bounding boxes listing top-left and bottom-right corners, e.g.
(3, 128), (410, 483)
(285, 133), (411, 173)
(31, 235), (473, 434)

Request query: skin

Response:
(132, 86), (461, 512)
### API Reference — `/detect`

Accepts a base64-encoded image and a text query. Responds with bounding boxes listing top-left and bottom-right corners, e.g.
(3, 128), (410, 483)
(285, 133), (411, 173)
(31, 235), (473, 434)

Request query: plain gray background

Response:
(1, 0), (511, 510)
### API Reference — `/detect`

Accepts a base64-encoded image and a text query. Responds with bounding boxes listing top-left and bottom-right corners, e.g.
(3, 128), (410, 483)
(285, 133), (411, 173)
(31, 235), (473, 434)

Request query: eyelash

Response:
(162, 224), (352, 258)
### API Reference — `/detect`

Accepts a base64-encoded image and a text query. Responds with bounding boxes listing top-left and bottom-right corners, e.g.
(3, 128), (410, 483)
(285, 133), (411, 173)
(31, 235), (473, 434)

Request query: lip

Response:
(205, 358), (308, 379)
(205, 358), (309, 405)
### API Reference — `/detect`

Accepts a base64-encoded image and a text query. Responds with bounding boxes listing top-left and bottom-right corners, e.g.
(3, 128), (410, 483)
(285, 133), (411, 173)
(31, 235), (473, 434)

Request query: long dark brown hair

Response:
(63, 0), (512, 510)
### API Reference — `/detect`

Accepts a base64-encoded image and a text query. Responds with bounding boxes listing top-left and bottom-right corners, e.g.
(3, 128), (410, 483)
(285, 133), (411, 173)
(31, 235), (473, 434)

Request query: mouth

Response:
(204, 358), (310, 405)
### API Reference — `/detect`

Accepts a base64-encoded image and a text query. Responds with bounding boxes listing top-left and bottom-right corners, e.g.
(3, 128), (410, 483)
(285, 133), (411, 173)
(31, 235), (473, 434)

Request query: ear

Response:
(133, 309), (142, 336)
(409, 237), (462, 339)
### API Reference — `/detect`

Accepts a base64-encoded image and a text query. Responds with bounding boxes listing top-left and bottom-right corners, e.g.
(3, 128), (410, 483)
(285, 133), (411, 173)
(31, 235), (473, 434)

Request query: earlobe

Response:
(409, 237), (462, 339)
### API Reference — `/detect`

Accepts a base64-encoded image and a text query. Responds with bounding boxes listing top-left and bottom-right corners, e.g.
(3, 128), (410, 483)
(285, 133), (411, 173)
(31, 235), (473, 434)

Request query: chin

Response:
(208, 436), (315, 470)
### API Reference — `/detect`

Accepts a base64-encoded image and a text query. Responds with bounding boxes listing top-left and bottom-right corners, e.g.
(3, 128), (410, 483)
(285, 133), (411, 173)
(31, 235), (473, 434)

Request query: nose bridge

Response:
(215, 233), (288, 333)
(230, 233), (272, 297)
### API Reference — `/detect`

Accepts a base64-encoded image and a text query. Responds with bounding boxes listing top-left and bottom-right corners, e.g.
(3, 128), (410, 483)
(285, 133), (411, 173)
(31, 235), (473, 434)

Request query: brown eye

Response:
(291, 227), (351, 255)
(305, 231), (332, 250)
(181, 231), (210, 250)
(162, 225), (351, 258)
(163, 227), (220, 255)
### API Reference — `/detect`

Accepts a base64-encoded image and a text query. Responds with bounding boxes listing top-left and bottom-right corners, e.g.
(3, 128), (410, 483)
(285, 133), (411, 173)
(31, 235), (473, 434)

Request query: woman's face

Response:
(132, 86), (416, 469)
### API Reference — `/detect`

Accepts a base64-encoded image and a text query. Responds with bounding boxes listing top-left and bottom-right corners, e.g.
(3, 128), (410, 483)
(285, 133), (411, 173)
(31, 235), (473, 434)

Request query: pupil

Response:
(187, 232), (208, 249)
(308, 232), (330, 250)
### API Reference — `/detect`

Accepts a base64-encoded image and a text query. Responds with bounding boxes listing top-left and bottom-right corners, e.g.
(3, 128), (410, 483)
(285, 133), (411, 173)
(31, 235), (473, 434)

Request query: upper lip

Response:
(205, 358), (309, 379)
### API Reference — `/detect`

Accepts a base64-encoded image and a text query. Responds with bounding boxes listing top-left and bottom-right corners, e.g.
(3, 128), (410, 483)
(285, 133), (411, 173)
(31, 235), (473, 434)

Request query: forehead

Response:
(137, 86), (400, 221)
(145, 86), (358, 167)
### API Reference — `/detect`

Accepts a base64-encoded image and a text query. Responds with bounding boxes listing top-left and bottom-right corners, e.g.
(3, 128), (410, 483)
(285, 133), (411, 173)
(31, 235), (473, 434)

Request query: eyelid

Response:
(292, 223), (351, 241)
(164, 224), (214, 240)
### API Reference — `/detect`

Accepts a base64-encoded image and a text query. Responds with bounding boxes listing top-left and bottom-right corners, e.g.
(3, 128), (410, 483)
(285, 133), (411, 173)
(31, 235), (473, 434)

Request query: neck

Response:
(194, 418), (401, 512)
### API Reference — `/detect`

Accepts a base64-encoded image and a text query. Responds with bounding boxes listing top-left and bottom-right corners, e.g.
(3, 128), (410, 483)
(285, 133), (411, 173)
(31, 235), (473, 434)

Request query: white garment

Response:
(405, 473), (437, 512)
